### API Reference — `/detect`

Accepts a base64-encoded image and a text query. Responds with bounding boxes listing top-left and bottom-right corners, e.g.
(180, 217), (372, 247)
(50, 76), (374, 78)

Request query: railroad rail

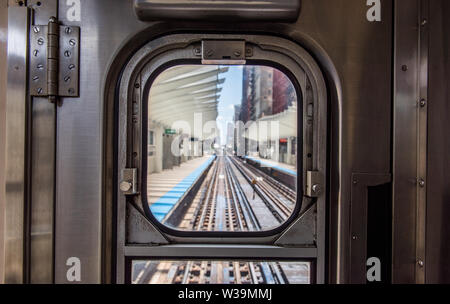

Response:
(136, 155), (304, 284)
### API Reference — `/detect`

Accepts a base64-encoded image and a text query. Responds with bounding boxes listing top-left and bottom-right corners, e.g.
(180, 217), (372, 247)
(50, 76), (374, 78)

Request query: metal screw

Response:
(32, 75), (39, 81)
(234, 50), (242, 57)
(353, 180), (358, 185)
(65, 27), (72, 34)
(69, 39), (76, 46)
(33, 26), (40, 33)
(194, 48), (201, 55)
(64, 76), (71, 82)
(402, 65), (408, 71)
(419, 99), (427, 107)
(37, 63), (44, 69)
(418, 178), (425, 188)
(352, 236), (358, 240)
(64, 50), (71, 57)
(68, 64), (75, 70)
(37, 38), (44, 45)
(68, 88), (75, 94)
(37, 88), (43, 94)
(49, 16), (57, 23)
(206, 49), (214, 58)
(120, 181), (132, 192)
(33, 50), (39, 56)
(134, 83), (140, 89)
(421, 19), (427, 26)
(418, 260), (424, 267)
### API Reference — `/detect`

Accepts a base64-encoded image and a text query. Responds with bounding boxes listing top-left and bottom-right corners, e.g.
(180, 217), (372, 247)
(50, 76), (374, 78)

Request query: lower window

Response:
(131, 260), (311, 284)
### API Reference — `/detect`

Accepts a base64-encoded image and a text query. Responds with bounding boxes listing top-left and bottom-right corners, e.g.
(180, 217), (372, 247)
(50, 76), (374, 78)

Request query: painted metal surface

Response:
(425, 0), (450, 284)
(392, 0), (428, 284)
(349, 173), (391, 284)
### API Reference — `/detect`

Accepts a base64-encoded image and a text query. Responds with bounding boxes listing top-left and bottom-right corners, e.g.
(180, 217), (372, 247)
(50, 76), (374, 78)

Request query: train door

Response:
(114, 34), (327, 284)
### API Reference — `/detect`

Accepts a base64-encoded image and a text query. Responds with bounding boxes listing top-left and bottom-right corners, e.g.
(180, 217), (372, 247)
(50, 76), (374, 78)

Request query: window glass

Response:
(147, 65), (298, 232)
(132, 260), (310, 284)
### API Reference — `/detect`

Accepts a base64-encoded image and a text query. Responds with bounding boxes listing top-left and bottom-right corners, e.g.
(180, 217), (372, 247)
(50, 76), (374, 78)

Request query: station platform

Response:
(244, 156), (297, 176)
(147, 155), (215, 222)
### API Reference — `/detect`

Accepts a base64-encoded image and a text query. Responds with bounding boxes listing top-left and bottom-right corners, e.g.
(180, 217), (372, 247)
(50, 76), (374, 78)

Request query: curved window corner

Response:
(144, 64), (301, 234)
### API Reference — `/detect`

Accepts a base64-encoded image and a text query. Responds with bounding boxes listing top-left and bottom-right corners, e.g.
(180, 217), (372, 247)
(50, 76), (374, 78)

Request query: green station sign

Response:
(165, 129), (177, 135)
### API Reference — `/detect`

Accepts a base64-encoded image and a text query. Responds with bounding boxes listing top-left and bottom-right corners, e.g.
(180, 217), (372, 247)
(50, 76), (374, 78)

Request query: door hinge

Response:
(30, 17), (80, 102)
(120, 168), (139, 196)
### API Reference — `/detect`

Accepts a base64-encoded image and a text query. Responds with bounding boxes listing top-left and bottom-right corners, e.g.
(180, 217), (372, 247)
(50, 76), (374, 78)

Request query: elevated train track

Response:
(135, 155), (307, 284)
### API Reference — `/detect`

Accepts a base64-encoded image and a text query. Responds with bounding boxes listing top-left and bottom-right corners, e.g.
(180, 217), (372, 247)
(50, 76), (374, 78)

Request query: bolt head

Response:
(311, 184), (322, 194)
(120, 181), (132, 192)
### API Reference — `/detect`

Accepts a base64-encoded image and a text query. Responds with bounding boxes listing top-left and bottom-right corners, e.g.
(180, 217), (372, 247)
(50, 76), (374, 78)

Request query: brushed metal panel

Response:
(27, 0), (58, 284)
(0, 0), (8, 285)
(54, 0), (148, 284)
(4, 6), (29, 284)
(134, 0), (301, 22)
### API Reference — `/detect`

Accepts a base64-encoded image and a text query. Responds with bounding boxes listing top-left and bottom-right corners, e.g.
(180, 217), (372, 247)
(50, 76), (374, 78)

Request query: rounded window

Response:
(144, 64), (301, 233)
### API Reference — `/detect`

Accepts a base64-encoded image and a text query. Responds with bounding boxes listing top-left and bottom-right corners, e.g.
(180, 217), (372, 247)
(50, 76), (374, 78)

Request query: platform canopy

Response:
(149, 65), (228, 140)
(244, 103), (297, 141)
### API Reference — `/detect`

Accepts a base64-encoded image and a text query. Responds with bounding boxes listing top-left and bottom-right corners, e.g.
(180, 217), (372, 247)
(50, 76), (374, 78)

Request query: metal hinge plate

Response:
(120, 168), (138, 195)
(201, 40), (247, 65)
(306, 171), (323, 197)
(30, 22), (80, 98)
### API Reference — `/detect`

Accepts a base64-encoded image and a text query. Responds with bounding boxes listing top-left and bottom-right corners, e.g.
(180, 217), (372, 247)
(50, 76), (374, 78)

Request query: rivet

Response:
(418, 178), (425, 188)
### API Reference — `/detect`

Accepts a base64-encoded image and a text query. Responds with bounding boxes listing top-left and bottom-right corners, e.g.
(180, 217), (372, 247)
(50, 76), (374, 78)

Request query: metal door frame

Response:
(114, 33), (327, 283)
